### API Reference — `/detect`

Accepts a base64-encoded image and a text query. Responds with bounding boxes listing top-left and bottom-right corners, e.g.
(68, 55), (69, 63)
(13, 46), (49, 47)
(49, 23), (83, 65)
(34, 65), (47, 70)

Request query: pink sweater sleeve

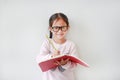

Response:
(36, 39), (51, 63)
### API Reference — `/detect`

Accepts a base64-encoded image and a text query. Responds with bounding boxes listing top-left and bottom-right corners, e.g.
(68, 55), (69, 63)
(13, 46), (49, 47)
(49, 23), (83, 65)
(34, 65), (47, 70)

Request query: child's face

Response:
(50, 18), (69, 40)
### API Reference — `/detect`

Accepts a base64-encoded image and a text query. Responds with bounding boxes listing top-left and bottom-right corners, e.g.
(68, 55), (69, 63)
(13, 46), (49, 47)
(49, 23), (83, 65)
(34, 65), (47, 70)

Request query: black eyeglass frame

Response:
(51, 26), (68, 32)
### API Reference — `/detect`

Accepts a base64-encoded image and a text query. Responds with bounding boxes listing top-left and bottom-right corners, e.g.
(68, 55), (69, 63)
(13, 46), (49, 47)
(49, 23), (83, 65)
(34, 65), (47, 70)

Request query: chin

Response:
(56, 35), (65, 40)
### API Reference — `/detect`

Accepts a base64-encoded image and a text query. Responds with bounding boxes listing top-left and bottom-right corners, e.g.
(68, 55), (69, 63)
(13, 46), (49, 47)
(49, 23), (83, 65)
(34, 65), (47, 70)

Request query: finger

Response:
(65, 58), (69, 62)
(60, 59), (64, 64)
(61, 58), (64, 62)
(54, 62), (58, 65)
(57, 50), (60, 55)
(56, 61), (61, 65)
(57, 50), (60, 54)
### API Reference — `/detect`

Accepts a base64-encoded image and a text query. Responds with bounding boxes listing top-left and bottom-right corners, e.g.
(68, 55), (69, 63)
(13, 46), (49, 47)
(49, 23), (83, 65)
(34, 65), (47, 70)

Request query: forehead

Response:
(52, 18), (67, 26)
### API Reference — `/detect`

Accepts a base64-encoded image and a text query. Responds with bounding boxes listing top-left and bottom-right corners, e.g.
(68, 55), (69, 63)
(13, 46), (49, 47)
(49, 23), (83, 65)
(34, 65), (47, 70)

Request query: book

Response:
(38, 54), (89, 72)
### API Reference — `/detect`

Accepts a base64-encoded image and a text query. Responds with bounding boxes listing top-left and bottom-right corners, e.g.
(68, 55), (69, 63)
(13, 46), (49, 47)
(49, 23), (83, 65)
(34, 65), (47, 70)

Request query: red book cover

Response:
(38, 55), (89, 72)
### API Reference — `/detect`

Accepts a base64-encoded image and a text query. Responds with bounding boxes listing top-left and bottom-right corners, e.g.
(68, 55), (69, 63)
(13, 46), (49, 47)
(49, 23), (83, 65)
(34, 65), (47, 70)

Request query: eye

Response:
(52, 26), (60, 32)
(62, 26), (68, 30)
(52, 26), (59, 29)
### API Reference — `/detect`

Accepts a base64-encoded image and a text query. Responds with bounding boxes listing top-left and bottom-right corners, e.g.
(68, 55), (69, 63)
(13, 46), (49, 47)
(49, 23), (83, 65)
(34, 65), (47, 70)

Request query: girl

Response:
(36, 12), (79, 80)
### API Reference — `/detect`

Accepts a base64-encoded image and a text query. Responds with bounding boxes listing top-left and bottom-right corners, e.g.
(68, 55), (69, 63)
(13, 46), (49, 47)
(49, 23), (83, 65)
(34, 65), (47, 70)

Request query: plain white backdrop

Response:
(0, 0), (120, 80)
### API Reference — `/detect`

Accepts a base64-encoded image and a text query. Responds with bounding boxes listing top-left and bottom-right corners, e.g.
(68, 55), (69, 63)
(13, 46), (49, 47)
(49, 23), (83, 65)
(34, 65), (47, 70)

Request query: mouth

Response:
(57, 34), (64, 36)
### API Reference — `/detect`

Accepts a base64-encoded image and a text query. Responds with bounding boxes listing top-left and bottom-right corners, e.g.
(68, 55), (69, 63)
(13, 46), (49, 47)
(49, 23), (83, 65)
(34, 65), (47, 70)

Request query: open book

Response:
(38, 54), (89, 72)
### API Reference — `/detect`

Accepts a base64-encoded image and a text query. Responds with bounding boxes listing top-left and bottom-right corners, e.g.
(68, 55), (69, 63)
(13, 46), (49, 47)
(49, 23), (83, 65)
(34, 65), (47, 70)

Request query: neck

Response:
(53, 37), (66, 44)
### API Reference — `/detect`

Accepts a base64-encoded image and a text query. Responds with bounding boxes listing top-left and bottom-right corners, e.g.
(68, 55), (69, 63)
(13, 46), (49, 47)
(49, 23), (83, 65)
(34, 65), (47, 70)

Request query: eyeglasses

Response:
(52, 26), (68, 32)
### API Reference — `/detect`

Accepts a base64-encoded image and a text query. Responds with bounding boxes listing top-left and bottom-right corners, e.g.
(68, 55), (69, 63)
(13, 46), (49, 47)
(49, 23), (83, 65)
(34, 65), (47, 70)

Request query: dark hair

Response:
(49, 12), (69, 38)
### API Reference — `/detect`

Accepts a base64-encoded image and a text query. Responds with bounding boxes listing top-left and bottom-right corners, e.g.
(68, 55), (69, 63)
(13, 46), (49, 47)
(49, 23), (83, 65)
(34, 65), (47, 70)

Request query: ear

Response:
(67, 25), (70, 30)
(49, 27), (53, 32)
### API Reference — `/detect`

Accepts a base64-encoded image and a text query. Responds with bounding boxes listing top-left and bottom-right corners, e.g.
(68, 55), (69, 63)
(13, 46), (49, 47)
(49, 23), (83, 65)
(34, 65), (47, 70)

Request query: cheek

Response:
(51, 31), (57, 35)
(50, 29), (55, 33)
(64, 30), (68, 34)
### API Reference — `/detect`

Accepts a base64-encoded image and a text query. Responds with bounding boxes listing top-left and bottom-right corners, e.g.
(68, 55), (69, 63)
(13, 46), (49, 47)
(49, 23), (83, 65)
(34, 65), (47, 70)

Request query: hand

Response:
(55, 58), (70, 66)
(51, 50), (60, 58)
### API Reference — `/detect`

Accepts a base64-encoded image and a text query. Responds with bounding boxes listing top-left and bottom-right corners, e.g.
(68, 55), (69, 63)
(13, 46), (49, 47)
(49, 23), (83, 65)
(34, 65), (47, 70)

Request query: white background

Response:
(0, 0), (120, 80)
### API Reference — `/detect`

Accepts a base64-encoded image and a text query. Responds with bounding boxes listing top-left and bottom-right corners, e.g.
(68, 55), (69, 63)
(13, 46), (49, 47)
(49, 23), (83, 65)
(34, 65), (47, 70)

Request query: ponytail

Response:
(49, 31), (52, 38)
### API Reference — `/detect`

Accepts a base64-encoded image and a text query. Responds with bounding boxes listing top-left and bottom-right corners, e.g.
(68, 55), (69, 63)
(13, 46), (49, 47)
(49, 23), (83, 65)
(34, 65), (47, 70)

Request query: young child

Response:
(36, 12), (79, 80)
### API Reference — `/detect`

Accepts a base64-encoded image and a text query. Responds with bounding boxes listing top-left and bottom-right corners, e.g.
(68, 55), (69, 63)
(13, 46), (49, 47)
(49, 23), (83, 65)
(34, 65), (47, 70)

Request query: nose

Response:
(57, 28), (62, 32)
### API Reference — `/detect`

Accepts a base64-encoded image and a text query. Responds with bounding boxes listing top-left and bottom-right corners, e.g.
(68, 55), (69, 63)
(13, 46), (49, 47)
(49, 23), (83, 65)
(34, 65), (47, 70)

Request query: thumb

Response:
(65, 58), (69, 62)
